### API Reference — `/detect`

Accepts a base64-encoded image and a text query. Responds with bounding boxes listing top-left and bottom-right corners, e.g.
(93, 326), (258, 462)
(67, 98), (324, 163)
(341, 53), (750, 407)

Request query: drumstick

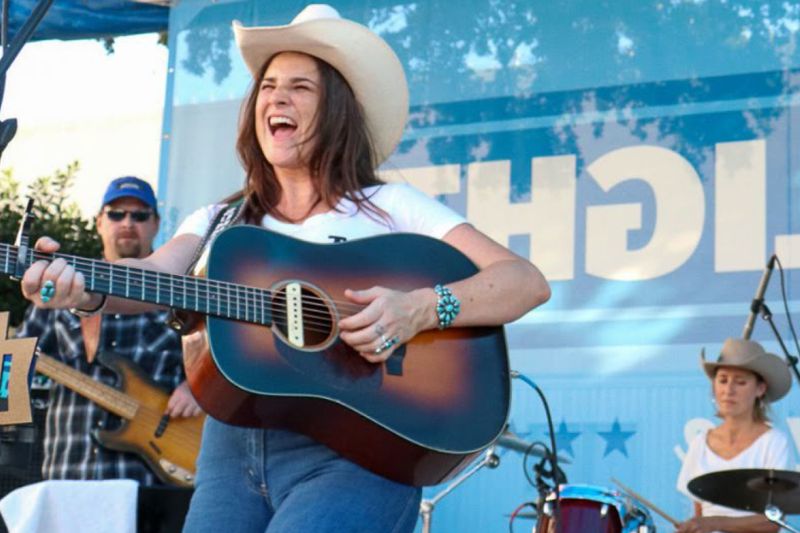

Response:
(611, 477), (680, 527)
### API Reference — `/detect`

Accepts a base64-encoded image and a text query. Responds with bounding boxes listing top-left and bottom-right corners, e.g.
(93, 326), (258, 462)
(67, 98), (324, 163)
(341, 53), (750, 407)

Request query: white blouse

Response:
(676, 427), (792, 527)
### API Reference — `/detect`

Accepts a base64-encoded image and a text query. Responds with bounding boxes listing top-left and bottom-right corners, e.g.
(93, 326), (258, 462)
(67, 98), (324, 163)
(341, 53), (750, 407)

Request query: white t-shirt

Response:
(175, 183), (466, 243)
(676, 427), (792, 526)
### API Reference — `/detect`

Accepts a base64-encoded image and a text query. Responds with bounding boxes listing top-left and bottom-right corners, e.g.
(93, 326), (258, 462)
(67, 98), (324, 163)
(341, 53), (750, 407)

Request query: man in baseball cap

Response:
(97, 176), (160, 261)
(101, 175), (158, 213)
(13, 174), (200, 493)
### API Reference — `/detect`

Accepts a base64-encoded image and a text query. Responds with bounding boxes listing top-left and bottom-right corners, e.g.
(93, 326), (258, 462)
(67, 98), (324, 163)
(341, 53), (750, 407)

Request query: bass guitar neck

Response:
(34, 350), (204, 487)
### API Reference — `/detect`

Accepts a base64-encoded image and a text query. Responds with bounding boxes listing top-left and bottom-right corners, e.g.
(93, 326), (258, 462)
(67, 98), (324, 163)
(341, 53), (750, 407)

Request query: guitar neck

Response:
(0, 243), (273, 326)
(34, 352), (137, 419)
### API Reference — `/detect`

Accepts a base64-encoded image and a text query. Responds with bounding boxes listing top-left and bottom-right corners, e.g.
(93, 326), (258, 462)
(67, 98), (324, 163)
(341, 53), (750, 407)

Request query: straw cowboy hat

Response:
(701, 338), (792, 402)
(233, 4), (409, 165)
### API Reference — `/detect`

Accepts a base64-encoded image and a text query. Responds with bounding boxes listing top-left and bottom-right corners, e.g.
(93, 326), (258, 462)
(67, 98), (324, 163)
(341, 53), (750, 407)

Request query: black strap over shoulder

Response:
(184, 201), (244, 276)
(167, 200), (244, 333)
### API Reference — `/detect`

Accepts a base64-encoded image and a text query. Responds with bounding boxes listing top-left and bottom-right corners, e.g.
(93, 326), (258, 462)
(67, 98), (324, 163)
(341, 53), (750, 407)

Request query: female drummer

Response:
(676, 338), (793, 533)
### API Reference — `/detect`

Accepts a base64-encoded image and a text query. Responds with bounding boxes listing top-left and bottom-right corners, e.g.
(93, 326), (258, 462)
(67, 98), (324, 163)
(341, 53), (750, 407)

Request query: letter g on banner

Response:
(586, 145), (704, 281)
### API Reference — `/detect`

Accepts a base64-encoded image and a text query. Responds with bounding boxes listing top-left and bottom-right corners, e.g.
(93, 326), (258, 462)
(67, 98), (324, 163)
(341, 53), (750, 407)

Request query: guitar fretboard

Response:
(34, 351), (138, 419)
(1, 243), (273, 326)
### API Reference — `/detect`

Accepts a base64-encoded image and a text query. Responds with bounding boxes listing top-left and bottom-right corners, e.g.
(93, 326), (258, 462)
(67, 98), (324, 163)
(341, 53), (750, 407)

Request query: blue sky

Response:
(0, 34), (167, 123)
(3, 33), (167, 125)
(0, 34), (168, 214)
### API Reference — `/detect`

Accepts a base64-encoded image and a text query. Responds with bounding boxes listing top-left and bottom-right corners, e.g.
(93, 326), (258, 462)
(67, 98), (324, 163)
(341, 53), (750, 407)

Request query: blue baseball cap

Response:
(102, 176), (158, 214)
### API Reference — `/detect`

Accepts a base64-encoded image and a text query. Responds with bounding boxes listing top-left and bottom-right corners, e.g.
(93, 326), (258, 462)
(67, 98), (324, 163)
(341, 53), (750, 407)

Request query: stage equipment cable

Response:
(512, 371), (562, 533)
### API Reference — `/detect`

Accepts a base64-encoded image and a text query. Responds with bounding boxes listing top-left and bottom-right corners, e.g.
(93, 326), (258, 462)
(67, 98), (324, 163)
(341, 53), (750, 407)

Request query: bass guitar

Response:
(34, 350), (204, 487)
(3, 226), (509, 487)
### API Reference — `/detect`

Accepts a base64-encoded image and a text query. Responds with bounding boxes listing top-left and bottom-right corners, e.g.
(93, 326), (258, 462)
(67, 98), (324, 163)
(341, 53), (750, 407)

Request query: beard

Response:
(113, 237), (143, 259)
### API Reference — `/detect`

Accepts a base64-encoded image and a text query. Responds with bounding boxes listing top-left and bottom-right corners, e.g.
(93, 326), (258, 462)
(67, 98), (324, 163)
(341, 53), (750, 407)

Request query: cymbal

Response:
(493, 430), (571, 464)
(688, 469), (800, 514)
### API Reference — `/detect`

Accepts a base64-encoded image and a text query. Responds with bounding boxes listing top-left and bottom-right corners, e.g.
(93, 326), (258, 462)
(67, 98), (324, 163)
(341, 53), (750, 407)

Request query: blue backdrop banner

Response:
(159, 2), (800, 532)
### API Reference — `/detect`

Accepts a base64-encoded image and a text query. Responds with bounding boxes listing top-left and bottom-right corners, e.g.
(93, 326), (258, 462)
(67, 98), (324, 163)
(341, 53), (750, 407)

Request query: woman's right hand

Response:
(20, 237), (91, 309)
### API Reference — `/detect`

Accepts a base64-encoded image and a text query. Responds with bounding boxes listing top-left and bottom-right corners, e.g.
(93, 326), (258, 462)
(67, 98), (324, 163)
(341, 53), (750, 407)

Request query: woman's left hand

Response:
(338, 286), (436, 363)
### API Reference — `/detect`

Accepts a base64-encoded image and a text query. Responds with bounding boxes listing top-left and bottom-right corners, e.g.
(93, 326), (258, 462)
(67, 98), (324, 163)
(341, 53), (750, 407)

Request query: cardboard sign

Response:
(0, 312), (35, 425)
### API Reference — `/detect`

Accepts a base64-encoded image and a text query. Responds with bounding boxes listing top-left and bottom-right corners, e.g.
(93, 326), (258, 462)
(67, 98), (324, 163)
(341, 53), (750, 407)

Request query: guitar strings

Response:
(2, 245), (365, 317)
(34, 249), (367, 317)
(2, 247), (399, 336)
(12, 245), (366, 335)
(3, 246), (371, 319)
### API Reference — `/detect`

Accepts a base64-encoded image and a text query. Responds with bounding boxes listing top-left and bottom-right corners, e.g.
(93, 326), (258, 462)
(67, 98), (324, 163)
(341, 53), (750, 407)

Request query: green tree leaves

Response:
(0, 162), (102, 326)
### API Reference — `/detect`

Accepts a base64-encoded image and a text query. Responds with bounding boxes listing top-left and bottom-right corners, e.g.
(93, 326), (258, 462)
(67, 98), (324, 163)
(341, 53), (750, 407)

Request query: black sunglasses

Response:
(104, 209), (155, 223)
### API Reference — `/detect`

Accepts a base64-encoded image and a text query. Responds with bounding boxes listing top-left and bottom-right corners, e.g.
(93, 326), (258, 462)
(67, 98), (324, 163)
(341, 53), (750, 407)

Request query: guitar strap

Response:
(167, 200), (244, 333)
(187, 201), (244, 276)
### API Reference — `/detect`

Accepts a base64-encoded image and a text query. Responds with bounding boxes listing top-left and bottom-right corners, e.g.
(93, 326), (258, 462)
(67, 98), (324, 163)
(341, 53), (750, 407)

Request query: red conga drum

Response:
(535, 484), (655, 533)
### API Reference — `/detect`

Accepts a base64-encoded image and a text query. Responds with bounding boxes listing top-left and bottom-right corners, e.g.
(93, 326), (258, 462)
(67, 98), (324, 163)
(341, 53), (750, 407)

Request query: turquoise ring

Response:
(374, 335), (400, 355)
(40, 280), (56, 303)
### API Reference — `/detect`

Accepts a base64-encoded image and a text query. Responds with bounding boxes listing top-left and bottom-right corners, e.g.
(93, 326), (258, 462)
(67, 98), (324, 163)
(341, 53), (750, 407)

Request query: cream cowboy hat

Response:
(701, 338), (792, 402)
(233, 4), (408, 165)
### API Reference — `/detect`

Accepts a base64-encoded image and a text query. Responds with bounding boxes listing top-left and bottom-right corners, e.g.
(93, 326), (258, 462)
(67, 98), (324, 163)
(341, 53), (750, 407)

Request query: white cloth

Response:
(676, 427), (791, 528)
(175, 182), (466, 242)
(0, 479), (138, 533)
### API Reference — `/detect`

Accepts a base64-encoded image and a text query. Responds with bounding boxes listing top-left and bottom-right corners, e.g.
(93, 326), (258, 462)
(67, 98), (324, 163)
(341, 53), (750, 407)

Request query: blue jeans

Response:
(182, 417), (421, 533)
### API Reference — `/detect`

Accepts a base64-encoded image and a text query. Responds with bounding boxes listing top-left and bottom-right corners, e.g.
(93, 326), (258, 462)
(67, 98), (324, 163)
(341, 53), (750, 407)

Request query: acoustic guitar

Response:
(2, 226), (510, 486)
(34, 350), (204, 487)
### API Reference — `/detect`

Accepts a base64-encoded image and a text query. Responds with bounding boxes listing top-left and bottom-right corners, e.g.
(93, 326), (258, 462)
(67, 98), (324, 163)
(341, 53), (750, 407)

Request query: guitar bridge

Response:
(285, 282), (305, 347)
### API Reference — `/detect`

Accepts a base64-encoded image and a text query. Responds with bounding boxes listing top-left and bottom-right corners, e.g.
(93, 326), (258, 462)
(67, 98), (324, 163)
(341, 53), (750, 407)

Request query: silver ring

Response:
(374, 335), (400, 355)
(375, 335), (389, 354)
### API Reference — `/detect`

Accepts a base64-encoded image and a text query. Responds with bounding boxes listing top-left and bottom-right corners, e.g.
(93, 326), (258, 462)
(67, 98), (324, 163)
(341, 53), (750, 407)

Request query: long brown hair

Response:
(235, 52), (388, 224)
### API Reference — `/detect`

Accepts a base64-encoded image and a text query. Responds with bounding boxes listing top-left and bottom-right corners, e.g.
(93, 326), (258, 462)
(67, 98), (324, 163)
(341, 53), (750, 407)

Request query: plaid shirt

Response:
(16, 306), (184, 486)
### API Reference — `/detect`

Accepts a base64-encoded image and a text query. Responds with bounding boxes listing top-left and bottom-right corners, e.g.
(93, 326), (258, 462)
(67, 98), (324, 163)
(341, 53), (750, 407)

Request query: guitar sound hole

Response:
(271, 281), (335, 350)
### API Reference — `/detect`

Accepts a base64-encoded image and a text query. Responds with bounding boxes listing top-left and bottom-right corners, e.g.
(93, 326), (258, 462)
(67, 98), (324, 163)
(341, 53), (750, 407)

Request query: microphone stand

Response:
(419, 446), (500, 533)
(758, 303), (800, 386)
(0, 0), (54, 79)
(0, 0), (55, 161)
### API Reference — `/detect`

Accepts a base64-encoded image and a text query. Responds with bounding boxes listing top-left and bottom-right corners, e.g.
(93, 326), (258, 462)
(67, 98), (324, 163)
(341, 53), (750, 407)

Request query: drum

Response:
(535, 484), (655, 533)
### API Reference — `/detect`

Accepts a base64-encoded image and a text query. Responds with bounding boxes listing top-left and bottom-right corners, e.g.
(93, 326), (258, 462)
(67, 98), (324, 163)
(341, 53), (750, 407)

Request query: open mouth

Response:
(268, 115), (298, 139)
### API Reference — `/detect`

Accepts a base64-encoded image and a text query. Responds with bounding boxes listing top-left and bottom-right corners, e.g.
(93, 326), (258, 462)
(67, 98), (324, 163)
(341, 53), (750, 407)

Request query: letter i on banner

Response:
(0, 312), (35, 425)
